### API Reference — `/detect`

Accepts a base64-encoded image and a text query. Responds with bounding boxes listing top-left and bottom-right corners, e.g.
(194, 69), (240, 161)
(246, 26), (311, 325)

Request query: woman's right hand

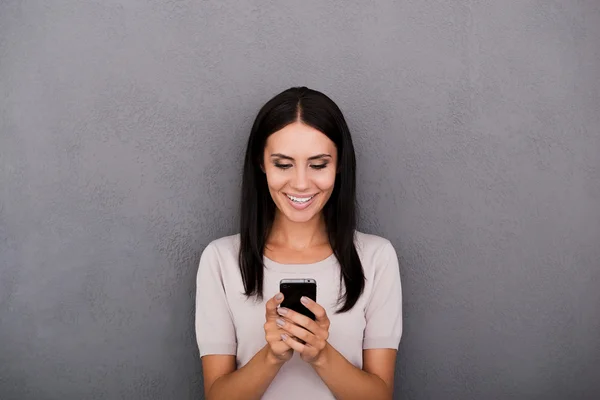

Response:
(264, 293), (293, 365)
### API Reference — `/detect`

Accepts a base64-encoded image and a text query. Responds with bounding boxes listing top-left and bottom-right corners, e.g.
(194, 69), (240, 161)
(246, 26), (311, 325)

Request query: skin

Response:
(202, 121), (397, 400)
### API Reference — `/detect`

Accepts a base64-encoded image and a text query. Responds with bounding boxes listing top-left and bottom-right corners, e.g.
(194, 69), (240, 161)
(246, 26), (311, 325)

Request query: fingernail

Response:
(275, 293), (283, 301)
(281, 333), (288, 341)
(301, 296), (309, 305)
(277, 307), (288, 315)
(276, 318), (285, 327)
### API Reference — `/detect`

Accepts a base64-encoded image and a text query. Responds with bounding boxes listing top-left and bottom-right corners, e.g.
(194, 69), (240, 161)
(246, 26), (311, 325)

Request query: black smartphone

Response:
(279, 279), (317, 320)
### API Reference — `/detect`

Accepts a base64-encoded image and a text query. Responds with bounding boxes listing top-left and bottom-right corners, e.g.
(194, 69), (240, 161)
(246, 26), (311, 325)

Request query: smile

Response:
(285, 194), (317, 204)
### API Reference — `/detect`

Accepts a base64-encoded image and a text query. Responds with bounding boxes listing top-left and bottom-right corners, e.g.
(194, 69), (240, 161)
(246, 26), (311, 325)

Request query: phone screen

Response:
(279, 279), (317, 320)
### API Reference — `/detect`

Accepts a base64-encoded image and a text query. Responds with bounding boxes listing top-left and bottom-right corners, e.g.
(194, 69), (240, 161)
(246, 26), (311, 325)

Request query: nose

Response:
(290, 167), (309, 191)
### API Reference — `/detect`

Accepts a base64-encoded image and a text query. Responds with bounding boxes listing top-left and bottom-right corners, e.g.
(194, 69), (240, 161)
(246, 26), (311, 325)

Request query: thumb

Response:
(265, 292), (284, 319)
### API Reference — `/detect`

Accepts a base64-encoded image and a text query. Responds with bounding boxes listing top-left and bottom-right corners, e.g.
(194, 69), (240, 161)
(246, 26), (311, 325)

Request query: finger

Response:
(281, 332), (308, 354)
(265, 326), (293, 342)
(265, 320), (298, 342)
(277, 307), (321, 335)
(271, 341), (293, 357)
(277, 318), (319, 347)
(265, 292), (284, 319)
(269, 334), (291, 354)
(264, 320), (280, 332)
(265, 330), (284, 342)
(299, 296), (329, 325)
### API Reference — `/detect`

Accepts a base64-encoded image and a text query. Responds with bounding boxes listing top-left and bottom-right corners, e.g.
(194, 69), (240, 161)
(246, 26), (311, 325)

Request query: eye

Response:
(311, 164), (328, 170)
(274, 163), (292, 170)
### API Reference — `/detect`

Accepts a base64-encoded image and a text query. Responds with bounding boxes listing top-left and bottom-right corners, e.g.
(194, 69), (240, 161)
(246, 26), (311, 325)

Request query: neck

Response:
(269, 212), (328, 251)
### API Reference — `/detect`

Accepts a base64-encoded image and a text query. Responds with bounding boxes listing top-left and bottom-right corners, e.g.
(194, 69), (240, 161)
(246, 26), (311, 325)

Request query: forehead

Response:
(265, 122), (336, 156)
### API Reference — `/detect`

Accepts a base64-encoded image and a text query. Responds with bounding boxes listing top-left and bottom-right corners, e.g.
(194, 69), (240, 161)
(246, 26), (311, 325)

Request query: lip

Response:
(284, 193), (318, 210)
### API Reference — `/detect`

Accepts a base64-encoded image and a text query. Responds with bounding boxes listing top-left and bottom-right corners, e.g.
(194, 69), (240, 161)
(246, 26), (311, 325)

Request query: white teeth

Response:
(286, 194), (315, 203)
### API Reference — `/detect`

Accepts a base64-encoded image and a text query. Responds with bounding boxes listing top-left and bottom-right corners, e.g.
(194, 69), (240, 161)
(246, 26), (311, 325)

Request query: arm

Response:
(277, 240), (402, 400)
(196, 243), (294, 399)
(313, 240), (402, 399)
(310, 346), (396, 400)
(277, 302), (397, 400)
(202, 345), (285, 400)
(200, 291), (293, 400)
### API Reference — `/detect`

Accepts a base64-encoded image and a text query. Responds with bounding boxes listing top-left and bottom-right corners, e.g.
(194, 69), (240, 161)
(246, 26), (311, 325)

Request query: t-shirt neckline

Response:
(263, 253), (337, 273)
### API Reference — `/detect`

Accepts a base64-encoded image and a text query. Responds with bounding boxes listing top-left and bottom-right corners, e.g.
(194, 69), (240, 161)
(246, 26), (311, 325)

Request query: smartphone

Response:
(279, 279), (317, 320)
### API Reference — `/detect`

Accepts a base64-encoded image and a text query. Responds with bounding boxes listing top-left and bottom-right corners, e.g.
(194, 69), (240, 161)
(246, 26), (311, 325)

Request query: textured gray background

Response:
(1, 1), (599, 399)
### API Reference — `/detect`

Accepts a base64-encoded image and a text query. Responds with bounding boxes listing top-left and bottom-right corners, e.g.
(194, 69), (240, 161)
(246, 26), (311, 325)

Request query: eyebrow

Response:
(270, 153), (332, 161)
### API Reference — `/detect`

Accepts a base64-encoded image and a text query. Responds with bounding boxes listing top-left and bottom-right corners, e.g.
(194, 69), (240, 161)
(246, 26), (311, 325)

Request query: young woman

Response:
(195, 87), (402, 400)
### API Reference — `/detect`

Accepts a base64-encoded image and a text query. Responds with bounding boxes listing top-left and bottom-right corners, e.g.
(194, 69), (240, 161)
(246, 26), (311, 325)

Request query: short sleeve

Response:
(195, 242), (237, 357)
(363, 241), (403, 350)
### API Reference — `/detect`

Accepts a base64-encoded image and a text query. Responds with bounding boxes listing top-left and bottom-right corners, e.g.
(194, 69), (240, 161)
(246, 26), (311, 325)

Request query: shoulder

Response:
(353, 231), (398, 274)
(205, 233), (240, 257)
(198, 234), (241, 274)
(354, 230), (394, 256)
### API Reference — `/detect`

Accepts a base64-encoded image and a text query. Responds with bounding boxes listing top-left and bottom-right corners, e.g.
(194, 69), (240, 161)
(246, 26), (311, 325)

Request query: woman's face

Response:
(263, 122), (338, 224)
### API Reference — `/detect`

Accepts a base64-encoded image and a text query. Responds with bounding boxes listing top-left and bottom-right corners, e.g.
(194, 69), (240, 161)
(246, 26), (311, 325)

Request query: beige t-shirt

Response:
(195, 231), (402, 399)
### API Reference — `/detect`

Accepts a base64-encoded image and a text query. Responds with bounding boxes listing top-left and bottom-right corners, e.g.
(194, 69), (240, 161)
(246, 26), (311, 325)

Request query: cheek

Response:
(313, 170), (337, 192)
(265, 169), (288, 190)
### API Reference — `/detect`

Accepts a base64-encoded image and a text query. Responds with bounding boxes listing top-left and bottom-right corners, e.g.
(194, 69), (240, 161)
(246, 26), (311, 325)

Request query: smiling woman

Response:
(195, 87), (402, 400)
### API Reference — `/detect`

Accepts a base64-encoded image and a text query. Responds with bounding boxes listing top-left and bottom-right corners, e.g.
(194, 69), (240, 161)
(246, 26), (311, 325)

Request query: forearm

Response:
(312, 344), (392, 400)
(207, 345), (282, 400)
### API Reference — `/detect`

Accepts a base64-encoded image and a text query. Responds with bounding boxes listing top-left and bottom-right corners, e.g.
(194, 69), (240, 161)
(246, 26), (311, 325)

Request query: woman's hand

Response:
(276, 296), (331, 366)
(264, 293), (294, 365)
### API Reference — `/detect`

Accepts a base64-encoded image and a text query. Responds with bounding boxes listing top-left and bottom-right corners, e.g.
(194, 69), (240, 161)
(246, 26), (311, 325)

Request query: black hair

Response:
(238, 86), (364, 312)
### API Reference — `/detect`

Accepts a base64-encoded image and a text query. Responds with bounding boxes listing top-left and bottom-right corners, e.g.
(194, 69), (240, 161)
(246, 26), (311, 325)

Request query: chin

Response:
(279, 202), (322, 223)
(284, 211), (318, 223)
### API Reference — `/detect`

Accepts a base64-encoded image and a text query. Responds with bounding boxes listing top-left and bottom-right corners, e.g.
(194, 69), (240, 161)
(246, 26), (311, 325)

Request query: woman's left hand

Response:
(276, 296), (331, 365)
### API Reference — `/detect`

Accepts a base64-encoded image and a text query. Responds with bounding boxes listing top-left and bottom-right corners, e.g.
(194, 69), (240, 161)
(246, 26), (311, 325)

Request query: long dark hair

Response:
(239, 86), (364, 313)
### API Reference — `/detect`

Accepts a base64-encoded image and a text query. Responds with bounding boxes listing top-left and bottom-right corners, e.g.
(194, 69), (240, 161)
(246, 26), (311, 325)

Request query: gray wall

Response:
(1, 1), (599, 399)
